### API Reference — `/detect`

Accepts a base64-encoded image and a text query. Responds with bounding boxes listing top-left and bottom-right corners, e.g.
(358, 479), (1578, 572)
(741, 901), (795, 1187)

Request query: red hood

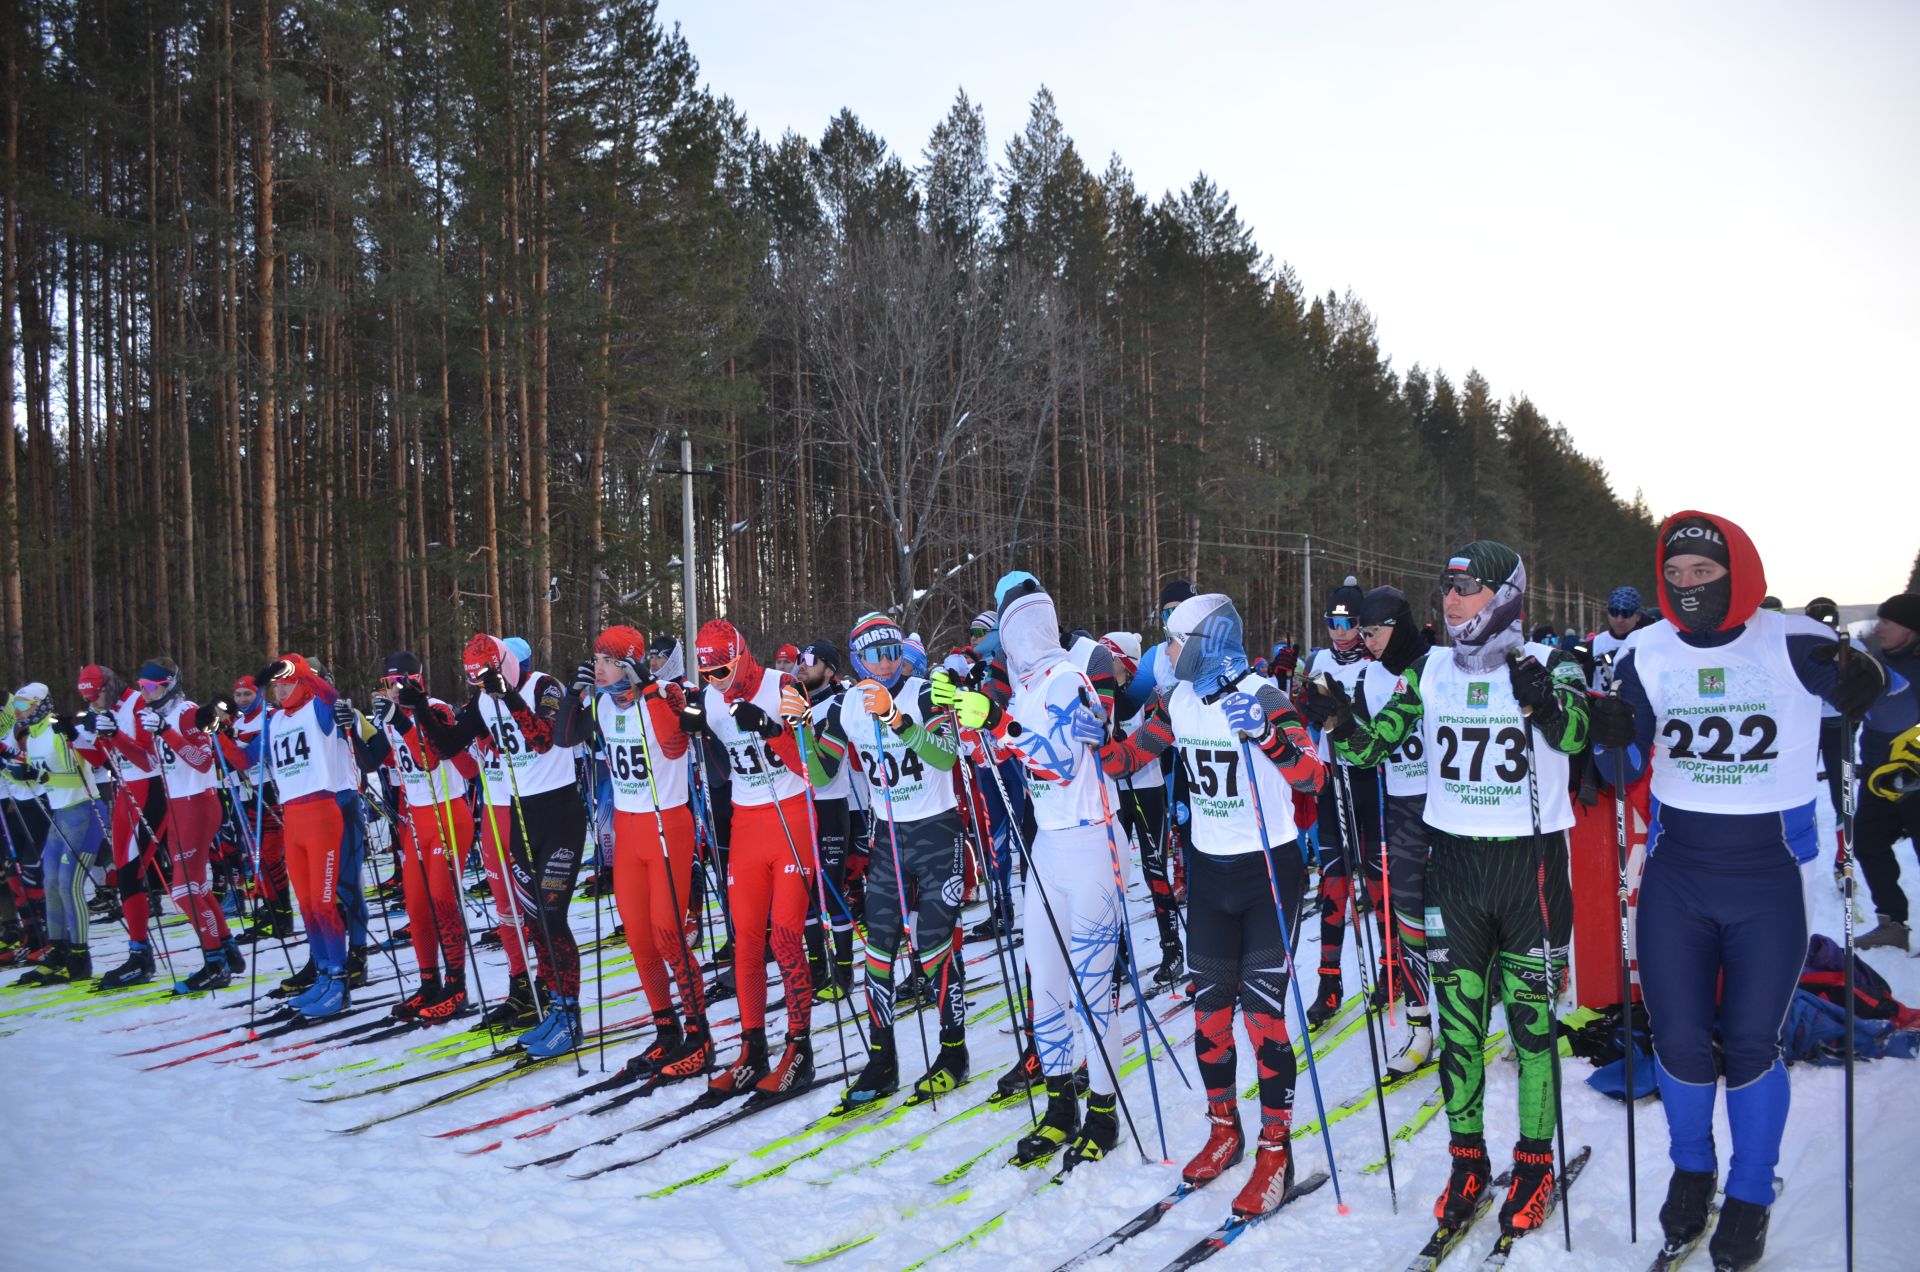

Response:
(1655, 509), (1767, 633)
(696, 619), (764, 704)
(273, 652), (323, 714)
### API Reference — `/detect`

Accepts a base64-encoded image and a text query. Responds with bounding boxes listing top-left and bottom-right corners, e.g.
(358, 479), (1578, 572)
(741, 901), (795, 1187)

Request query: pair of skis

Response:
(1401, 1144), (1592, 1271)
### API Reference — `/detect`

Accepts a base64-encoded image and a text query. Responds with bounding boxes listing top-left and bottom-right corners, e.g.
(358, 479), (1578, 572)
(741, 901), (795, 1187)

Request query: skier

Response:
(1589, 514), (1913, 1271)
(11, 686), (108, 984)
(227, 675), (293, 945)
(1296, 577), (1386, 1028)
(941, 574), (1130, 1168)
(80, 665), (168, 988)
(1318, 541), (1590, 1241)
(1851, 593), (1920, 950)
(345, 652), (477, 1023)
(792, 639), (857, 1002)
(1099, 592), (1325, 1215)
(1589, 585), (1653, 692)
(411, 635), (588, 1055)
(682, 618), (816, 1099)
(1102, 631), (1184, 989)
(553, 625), (712, 1083)
(134, 659), (241, 992)
(809, 613), (969, 1108)
(1354, 586), (1435, 1078)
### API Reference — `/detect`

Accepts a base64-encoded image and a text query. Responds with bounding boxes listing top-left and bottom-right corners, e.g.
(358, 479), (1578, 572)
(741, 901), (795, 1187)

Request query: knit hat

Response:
(595, 625), (647, 664)
(1879, 593), (1920, 632)
(1608, 586), (1641, 616)
(774, 643), (801, 664)
(1159, 579), (1197, 609)
(800, 640), (840, 671)
(1661, 516), (1731, 568)
(1325, 575), (1364, 623)
(1443, 542), (1523, 593)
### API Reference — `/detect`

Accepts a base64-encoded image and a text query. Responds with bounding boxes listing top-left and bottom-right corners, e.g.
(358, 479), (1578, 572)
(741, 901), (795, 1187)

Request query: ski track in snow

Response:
(7, 820), (1920, 1271)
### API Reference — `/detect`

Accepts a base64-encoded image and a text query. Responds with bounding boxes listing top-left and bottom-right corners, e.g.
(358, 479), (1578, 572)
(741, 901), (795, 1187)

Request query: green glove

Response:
(955, 689), (994, 730)
(929, 669), (961, 709)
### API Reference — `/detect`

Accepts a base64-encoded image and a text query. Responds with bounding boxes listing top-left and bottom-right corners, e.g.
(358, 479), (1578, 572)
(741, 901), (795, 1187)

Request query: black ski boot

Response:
(1012, 1074), (1080, 1167)
(1659, 1168), (1718, 1249)
(616, 1013), (684, 1082)
(14, 940), (70, 986)
(1708, 1196), (1770, 1272)
(1434, 1133), (1492, 1227)
(707, 1027), (770, 1097)
(221, 938), (245, 975)
(96, 941), (155, 990)
(392, 972), (442, 1022)
(1498, 1138), (1558, 1236)
(63, 947), (93, 982)
(416, 974), (468, 1025)
(837, 1031), (899, 1113)
(1304, 972), (1343, 1029)
(912, 1039), (969, 1103)
(478, 973), (539, 1031)
(271, 958), (317, 999)
(1062, 1092), (1119, 1171)
(344, 945), (369, 988)
(1151, 937), (1185, 991)
(175, 951), (233, 994)
(995, 1044), (1043, 1103)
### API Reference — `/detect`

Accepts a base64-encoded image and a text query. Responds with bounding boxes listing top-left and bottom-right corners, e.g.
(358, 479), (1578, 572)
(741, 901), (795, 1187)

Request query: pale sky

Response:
(662, 0), (1918, 608)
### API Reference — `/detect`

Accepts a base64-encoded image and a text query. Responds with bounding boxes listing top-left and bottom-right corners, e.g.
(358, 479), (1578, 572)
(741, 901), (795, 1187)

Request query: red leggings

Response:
(111, 778), (164, 944)
(283, 796), (346, 967)
(163, 788), (228, 952)
(728, 795), (815, 1038)
(401, 799), (472, 980)
(613, 805), (701, 1022)
(478, 803), (532, 978)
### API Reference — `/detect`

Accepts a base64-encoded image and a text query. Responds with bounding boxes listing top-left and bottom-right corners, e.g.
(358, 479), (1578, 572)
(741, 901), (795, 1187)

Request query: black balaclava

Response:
(1359, 586), (1421, 676)
(1662, 515), (1733, 634)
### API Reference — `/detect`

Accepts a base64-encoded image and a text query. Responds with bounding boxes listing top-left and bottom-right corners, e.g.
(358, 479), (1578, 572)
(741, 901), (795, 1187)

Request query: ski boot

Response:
(477, 973), (539, 1031)
(416, 975), (468, 1024)
(815, 963), (852, 1003)
(1304, 972), (1343, 1029)
(236, 902), (292, 945)
(221, 938), (246, 976)
(477, 926), (503, 950)
(616, 1013), (685, 1082)
(995, 1044), (1043, 1103)
(1151, 938), (1185, 991)
(1434, 1133), (1492, 1226)
(344, 944), (369, 988)
(392, 973), (442, 1022)
(175, 950), (234, 995)
(707, 1027), (770, 1097)
(13, 941), (69, 987)
(1012, 1074), (1080, 1167)
(1231, 1123), (1295, 1217)
(272, 958), (317, 1000)
(1708, 1196), (1770, 1272)
(1497, 1138), (1557, 1235)
(64, 947), (92, 982)
(649, 1017), (713, 1084)
(750, 1033), (815, 1104)
(967, 913), (1006, 943)
(912, 1039), (969, 1102)
(1385, 1012), (1433, 1080)
(897, 964), (934, 1011)
(96, 941), (155, 990)
(296, 969), (351, 1020)
(836, 1031), (899, 1113)
(702, 940), (733, 973)
(1061, 1093), (1118, 1171)
(1659, 1168), (1718, 1249)
(519, 994), (581, 1059)
(1183, 1100), (1246, 1184)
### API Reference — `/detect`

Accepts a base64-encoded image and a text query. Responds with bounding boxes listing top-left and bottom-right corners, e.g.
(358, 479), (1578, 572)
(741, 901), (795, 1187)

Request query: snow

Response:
(8, 833), (1920, 1272)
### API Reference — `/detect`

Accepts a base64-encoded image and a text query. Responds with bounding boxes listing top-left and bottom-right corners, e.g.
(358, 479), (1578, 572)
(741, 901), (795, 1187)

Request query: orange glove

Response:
(859, 680), (904, 731)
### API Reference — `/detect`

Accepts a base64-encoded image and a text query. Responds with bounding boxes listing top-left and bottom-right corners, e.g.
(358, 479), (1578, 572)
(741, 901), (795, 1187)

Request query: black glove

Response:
(50, 714), (79, 740)
(1301, 674), (1350, 729)
(332, 698), (356, 730)
(194, 703), (221, 732)
(396, 681), (430, 711)
(571, 660), (596, 694)
(93, 710), (118, 738)
(1589, 693), (1638, 748)
(1813, 642), (1887, 718)
(371, 697), (395, 728)
(477, 667), (507, 697)
(679, 702), (709, 735)
(730, 700), (781, 739)
(257, 660), (291, 687)
(1507, 651), (1558, 712)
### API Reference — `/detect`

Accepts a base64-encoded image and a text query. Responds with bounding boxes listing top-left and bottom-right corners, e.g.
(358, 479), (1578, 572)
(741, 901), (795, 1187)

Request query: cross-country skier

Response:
(1589, 585), (1652, 692)
(1590, 514), (1914, 1271)
(809, 613), (970, 1109)
(1318, 541), (1589, 1241)
(9, 685), (108, 984)
(1101, 631), (1184, 990)
(793, 640), (857, 1002)
(80, 665), (168, 988)
(1099, 592), (1325, 1216)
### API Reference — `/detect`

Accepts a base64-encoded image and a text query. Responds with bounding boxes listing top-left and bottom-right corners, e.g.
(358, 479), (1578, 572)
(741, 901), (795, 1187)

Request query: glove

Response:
(1271, 646), (1300, 679)
(92, 710), (118, 738)
(1172, 799), (1190, 826)
(332, 698), (356, 730)
(618, 657), (651, 689)
(1589, 693), (1638, 748)
(859, 680), (902, 730)
(1507, 651), (1558, 713)
(954, 689), (997, 731)
(572, 660), (596, 694)
(1812, 642), (1888, 717)
(1300, 675), (1350, 729)
(477, 667), (507, 697)
(929, 669), (961, 709)
(779, 684), (811, 726)
(6, 762), (33, 784)
(1220, 692), (1269, 740)
(137, 707), (162, 735)
(256, 660), (292, 687)
(193, 703), (221, 732)
(395, 681), (430, 710)
(679, 701), (709, 735)
(731, 700), (781, 739)
(371, 697), (395, 728)
(1065, 699), (1107, 746)
(50, 714), (79, 740)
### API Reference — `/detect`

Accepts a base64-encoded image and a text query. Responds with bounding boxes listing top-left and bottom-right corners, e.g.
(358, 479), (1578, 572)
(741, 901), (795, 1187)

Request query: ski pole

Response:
(576, 744), (608, 1071)
(98, 748), (179, 983)
(1507, 647), (1574, 1254)
(1236, 728), (1348, 1214)
(1608, 683), (1640, 1245)
(1836, 644), (1860, 1272)
(1332, 758), (1399, 1211)
(207, 734), (269, 1028)
(788, 709), (859, 1084)
(1377, 778), (1397, 1026)
(867, 711), (938, 1101)
(425, 752), (492, 1027)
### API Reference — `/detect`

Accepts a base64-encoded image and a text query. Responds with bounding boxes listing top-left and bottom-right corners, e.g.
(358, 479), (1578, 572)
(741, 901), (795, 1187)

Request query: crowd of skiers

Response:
(2, 508), (1917, 1272)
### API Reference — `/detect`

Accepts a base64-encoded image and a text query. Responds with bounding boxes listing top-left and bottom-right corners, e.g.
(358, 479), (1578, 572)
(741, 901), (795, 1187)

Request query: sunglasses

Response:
(699, 662), (735, 682)
(136, 678), (171, 694)
(969, 627), (988, 641)
(862, 643), (903, 662)
(1326, 615), (1355, 632)
(1440, 575), (1485, 597)
(1359, 622), (1394, 642)
(1607, 607), (1637, 618)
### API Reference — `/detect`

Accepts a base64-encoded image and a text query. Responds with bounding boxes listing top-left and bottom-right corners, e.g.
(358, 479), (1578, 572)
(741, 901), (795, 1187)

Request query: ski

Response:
(1643, 1177), (1784, 1272)
(1048, 1180), (1209, 1271)
(1155, 1168), (1331, 1270)
(299, 1010), (653, 1103)
(1476, 1145), (1592, 1268)
(1399, 1169), (1514, 1271)
(565, 1074), (840, 1179)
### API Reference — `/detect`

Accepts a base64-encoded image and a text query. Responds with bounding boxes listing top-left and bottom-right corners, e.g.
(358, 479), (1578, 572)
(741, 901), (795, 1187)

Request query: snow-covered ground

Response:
(7, 829), (1919, 1272)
